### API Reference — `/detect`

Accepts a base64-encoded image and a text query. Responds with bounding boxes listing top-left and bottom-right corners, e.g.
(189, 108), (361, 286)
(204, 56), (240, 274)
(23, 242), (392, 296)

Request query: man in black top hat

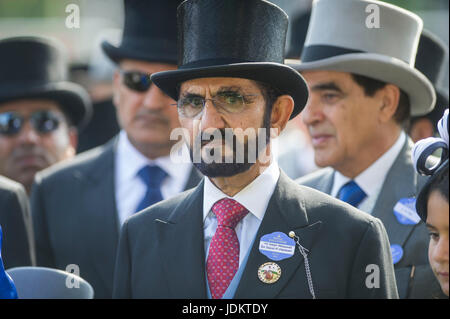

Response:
(293, 0), (445, 298)
(0, 175), (34, 269)
(0, 37), (91, 194)
(31, 0), (201, 299)
(409, 30), (449, 143)
(113, 0), (397, 299)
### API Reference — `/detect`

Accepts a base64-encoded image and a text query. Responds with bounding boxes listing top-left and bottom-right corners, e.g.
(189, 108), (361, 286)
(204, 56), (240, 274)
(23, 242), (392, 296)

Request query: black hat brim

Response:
(0, 82), (92, 130)
(151, 62), (309, 119)
(416, 159), (449, 222)
(101, 41), (178, 65)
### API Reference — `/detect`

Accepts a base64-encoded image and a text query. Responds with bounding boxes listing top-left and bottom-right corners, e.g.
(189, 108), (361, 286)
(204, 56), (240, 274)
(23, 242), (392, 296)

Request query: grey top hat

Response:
(288, 0), (436, 117)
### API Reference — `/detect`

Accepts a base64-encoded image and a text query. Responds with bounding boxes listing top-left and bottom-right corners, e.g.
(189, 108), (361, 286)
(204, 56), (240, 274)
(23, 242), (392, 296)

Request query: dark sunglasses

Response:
(0, 110), (62, 136)
(120, 70), (152, 92)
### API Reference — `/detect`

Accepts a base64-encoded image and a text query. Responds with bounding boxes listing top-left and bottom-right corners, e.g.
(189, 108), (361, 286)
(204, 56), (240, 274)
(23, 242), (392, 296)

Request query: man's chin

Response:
(193, 161), (253, 178)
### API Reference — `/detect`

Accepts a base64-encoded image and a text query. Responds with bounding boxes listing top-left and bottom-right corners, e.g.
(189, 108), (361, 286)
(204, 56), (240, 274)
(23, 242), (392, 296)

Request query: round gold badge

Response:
(258, 262), (281, 284)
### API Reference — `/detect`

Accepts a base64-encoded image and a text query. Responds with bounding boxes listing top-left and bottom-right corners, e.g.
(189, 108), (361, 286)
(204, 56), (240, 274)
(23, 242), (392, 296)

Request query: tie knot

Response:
(338, 180), (367, 208)
(212, 198), (249, 229)
(137, 165), (167, 188)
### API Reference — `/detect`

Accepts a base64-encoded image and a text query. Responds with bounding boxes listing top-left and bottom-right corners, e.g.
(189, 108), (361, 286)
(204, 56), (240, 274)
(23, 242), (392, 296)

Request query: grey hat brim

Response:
(151, 62), (309, 119)
(287, 53), (436, 117)
(0, 82), (92, 130)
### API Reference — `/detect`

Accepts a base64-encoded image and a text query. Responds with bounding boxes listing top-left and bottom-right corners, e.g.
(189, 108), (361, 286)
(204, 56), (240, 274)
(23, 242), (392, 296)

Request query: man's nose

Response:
(302, 94), (325, 127)
(200, 99), (226, 131)
(16, 121), (40, 145)
(142, 84), (170, 110)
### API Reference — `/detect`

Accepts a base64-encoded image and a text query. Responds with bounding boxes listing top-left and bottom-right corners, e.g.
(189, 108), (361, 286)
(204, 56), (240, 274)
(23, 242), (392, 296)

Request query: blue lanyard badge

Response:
(259, 232), (296, 261)
(393, 197), (421, 225)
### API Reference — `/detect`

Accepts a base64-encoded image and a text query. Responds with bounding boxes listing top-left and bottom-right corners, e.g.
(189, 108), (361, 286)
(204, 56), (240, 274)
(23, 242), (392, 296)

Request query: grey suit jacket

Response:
(113, 171), (398, 299)
(296, 137), (445, 299)
(31, 137), (202, 299)
(0, 176), (35, 269)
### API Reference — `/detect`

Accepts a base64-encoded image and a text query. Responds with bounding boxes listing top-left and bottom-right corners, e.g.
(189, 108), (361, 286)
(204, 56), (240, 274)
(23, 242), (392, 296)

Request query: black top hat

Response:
(151, 0), (309, 119)
(0, 36), (92, 129)
(412, 30), (449, 127)
(102, 0), (182, 65)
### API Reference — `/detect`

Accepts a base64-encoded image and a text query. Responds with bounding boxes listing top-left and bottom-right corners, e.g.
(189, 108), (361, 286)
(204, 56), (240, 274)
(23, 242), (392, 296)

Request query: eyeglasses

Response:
(175, 92), (259, 118)
(120, 70), (152, 92)
(0, 110), (63, 136)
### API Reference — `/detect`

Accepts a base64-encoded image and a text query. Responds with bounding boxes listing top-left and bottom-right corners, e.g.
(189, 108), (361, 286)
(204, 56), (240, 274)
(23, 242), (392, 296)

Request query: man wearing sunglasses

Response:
(0, 37), (91, 195)
(31, 0), (201, 299)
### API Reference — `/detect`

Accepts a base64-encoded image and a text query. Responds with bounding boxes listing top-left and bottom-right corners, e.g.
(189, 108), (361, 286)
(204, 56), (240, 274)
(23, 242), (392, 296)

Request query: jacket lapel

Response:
(183, 166), (203, 191)
(372, 138), (420, 247)
(155, 179), (207, 298)
(234, 172), (323, 299)
(79, 139), (120, 291)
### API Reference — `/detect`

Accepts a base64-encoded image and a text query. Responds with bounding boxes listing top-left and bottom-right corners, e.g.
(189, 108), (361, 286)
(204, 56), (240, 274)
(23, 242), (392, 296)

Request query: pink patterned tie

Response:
(207, 198), (249, 299)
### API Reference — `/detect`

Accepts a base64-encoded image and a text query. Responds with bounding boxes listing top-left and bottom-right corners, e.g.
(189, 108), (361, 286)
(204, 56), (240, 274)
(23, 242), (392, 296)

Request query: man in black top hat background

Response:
(0, 175), (34, 269)
(31, 0), (201, 299)
(0, 37), (91, 194)
(409, 30), (449, 143)
(293, 0), (445, 298)
(113, 0), (397, 299)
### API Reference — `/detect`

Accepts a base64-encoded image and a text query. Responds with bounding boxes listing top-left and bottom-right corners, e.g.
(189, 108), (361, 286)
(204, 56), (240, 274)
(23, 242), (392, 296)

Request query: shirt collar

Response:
(203, 161), (280, 222)
(116, 130), (192, 182)
(332, 131), (406, 197)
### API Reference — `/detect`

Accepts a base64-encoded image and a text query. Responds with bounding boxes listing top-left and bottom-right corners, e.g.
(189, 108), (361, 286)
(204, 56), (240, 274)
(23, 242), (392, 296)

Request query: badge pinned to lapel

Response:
(258, 262), (282, 284)
(393, 197), (421, 225)
(258, 231), (296, 261)
(390, 244), (404, 264)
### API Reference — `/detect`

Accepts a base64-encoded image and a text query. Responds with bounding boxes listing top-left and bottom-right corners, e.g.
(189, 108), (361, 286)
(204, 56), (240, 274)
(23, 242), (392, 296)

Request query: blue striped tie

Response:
(135, 165), (167, 213)
(338, 180), (367, 208)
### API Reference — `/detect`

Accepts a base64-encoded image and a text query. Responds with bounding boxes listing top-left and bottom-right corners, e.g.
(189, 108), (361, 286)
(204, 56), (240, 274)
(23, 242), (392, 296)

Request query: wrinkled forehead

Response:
(179, 77), (262, 96)
(0, 99), (63, 115)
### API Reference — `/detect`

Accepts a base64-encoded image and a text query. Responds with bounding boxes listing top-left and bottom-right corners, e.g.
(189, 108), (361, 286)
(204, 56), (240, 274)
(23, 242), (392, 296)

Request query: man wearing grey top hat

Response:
(113, 0), (397, 299)
(31, 0), (201, 299)
(293, 0), (445, 298)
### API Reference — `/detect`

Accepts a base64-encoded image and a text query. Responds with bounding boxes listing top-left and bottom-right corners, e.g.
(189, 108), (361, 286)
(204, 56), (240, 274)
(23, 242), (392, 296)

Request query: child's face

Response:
(426, 190), (449, 296)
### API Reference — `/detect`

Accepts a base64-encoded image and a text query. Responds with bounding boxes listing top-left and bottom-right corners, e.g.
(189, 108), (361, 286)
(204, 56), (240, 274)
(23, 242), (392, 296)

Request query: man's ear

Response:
(270, 95), (295, 138)
(378, 84), (400, 123)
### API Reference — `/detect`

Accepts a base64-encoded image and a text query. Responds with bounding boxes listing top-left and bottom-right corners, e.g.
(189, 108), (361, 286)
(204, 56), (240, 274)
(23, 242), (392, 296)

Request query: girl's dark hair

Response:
(428, 164), (449, 202)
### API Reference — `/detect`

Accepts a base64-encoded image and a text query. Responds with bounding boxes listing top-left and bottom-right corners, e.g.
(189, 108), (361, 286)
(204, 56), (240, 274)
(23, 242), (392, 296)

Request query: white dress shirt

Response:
(203, 161), (280, 266)
(115, 130), (193, 226)
(331, 131), (406, 214)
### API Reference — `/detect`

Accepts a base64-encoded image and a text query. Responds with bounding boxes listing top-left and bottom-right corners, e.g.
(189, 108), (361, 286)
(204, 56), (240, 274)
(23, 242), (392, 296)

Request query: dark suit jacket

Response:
(31, 138), (202, 299)
(113, 171), (398, 299)
(296, 137), (445, 299)
(0, 176), (35, 269)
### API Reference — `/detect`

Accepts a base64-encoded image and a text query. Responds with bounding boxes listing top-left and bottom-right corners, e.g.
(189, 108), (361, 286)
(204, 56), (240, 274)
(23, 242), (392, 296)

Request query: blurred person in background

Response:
(0, 37), (91, 194)
(413, 110), (449, 297)
(409, 30), (449, 143)
(293, 0), (445, 298)
(276, 8), (317, 180)
(0, 175), (34, 269)
(31, 0), (201, 299)
(73, 29), (121, 153)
